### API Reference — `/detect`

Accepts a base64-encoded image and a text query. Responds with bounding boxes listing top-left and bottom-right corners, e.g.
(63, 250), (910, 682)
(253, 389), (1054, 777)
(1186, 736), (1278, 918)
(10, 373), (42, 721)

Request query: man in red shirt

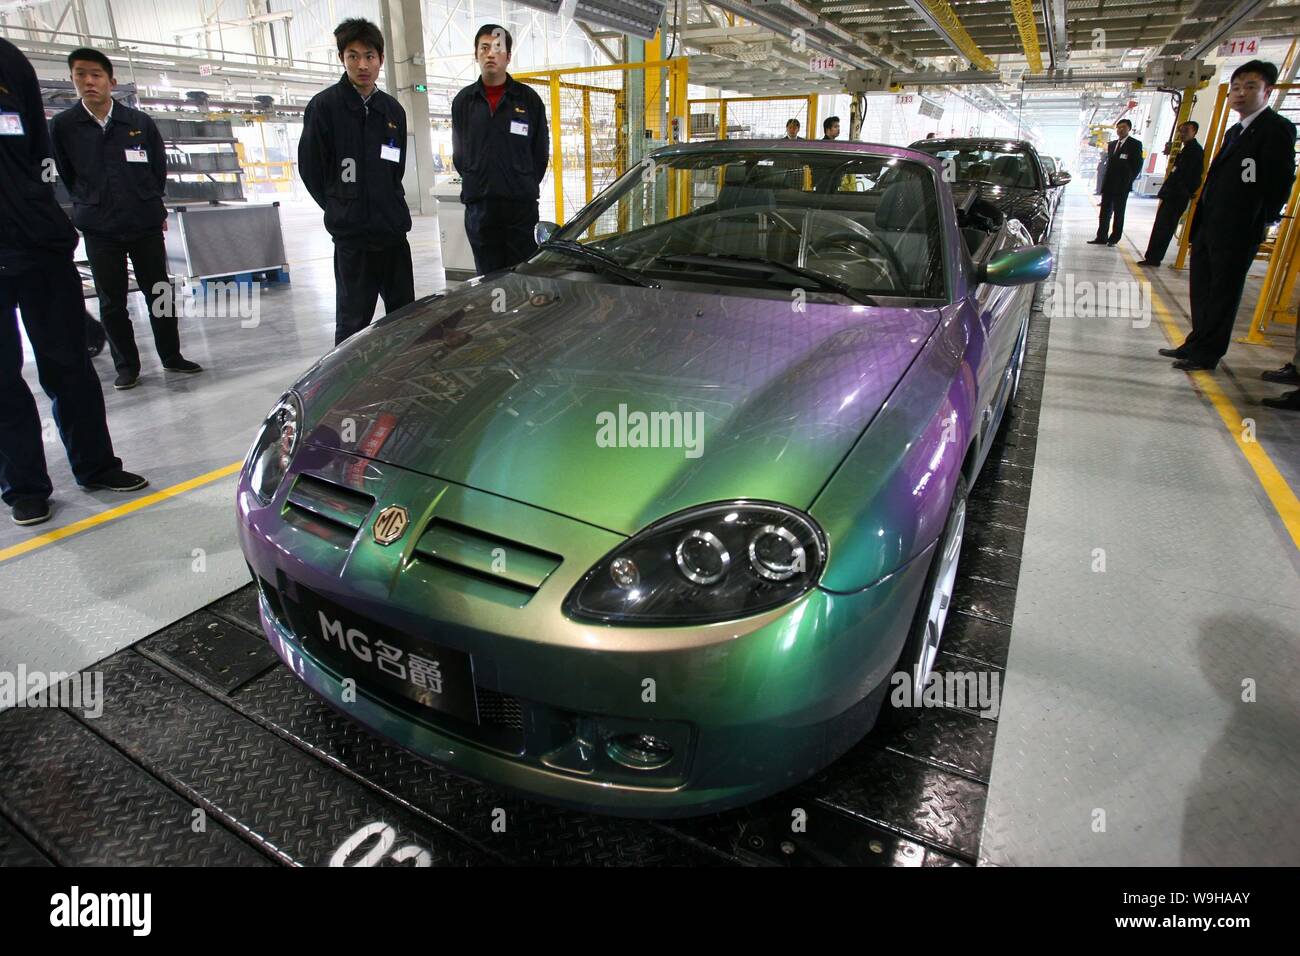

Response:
(451, 25), (549, 275)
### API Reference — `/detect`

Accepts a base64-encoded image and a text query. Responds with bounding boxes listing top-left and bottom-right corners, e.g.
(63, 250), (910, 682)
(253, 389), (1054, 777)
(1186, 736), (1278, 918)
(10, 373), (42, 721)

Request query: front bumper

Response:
(238, 450), (932, 817)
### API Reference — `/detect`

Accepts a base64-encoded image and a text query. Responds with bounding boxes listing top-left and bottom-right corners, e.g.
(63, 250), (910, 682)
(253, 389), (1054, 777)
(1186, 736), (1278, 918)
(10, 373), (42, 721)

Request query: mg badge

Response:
(373, 505), (409, 546)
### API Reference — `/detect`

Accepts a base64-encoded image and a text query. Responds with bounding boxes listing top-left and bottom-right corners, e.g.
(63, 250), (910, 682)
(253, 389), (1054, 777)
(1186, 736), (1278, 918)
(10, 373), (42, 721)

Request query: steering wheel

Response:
(640, 205), (907, 292)
(804, 210), (906, 290)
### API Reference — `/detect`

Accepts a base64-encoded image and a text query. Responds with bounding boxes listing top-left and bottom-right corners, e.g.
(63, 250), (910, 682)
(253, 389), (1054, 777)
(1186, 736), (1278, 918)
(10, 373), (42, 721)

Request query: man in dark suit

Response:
(1160, 60), (1298, 372)
(1138, 121), (1204, 266)
(0, 39), (147, 526)
(1260, 318), (1300, 410)
(1088, 119), (1144, 245)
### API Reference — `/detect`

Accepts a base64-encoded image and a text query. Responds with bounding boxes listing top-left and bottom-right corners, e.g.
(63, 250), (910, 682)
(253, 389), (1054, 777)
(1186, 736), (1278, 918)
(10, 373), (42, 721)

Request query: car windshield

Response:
(914, 144), (1041, 190)
(525, 148), (946, 302)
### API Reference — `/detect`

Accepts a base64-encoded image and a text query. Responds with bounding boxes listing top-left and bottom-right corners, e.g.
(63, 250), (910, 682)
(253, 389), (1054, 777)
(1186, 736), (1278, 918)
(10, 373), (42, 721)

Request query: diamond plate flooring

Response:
(979, 192), (1300, 867)
(0, 294), (1052, 866)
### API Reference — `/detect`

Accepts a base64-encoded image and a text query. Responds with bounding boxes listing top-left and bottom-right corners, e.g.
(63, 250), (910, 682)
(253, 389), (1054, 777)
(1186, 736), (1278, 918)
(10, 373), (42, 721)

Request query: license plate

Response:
(286, 587), (478, 724)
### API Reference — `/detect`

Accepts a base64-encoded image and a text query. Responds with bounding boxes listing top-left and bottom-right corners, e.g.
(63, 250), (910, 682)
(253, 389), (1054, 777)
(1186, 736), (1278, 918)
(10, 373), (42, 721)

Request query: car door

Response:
(971, 219), (1031, 439)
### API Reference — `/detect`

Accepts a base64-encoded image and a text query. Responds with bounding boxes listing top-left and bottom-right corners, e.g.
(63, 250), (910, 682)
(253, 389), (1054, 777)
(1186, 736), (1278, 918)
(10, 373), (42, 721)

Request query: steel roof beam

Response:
(1186, 0), (1275, 58)
(897, 0), (995, 70)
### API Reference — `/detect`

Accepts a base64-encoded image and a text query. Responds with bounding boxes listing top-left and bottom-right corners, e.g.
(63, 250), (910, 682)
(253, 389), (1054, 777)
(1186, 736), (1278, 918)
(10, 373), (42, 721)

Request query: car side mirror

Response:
(979, 244), (1053, 286)
(534, 221), (559, 245)
(1051, 171), (1071, 187)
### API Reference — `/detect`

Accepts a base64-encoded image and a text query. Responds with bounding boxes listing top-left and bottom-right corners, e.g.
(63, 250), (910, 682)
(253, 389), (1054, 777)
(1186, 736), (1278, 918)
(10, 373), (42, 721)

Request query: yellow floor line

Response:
(0, 461), (242, 564)
(1123, 256), (1300, 551)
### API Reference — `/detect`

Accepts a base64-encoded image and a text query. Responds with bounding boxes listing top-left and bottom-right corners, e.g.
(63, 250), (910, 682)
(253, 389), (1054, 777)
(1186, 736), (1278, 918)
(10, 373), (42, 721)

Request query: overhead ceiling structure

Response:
(1, 0), (1294, 130)
(657, 0), (1299, 131)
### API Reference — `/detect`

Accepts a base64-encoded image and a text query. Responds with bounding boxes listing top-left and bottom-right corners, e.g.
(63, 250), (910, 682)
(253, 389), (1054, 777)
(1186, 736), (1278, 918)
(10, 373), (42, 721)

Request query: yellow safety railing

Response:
(1244, 171), (1300, 343)
(687, 94), (818, 143)
(242, 160), (295, 184)
(514, 58), (690, 225)
(237, 119), (295, 186)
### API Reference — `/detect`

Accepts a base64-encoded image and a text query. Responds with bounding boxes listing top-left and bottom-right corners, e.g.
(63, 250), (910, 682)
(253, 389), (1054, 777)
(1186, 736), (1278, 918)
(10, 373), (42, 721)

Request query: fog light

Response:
(606, 732), (674, 770)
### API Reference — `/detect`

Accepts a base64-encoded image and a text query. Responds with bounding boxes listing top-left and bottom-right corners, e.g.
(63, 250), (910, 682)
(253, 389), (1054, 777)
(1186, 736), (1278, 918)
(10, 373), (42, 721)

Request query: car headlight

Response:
(244, 391), (302, 504)
(564, 502), (827, 625)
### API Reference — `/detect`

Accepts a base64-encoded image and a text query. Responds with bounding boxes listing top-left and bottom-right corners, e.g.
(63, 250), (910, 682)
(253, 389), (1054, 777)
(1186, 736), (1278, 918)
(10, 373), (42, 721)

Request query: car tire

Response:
(885, 472), (968, 725)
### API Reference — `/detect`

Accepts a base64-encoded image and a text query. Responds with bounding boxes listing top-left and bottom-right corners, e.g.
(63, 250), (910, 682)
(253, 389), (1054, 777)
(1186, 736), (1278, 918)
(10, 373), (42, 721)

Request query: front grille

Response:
(282, 473), (375, 547)
(367, 679), (526, 755)
(268, 577), (528, 755)
(476, 686), (525, 731)
(412, 518), (562, 603)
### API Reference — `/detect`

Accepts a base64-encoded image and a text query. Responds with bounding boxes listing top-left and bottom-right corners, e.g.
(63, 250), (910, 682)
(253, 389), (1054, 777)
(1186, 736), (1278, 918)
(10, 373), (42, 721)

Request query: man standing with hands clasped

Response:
(451, 25), (549, 276)
(1137, 121), (1203, 267)
(299, 18), (414, 345)
(1088, 118), (1144, 246)
(51, 47), (201, 390)
(1160, 60), (1297, 377)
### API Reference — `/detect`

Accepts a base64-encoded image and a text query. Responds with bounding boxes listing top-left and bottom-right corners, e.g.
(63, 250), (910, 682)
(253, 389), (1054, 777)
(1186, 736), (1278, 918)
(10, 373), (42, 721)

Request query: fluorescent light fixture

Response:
(572, 0), (668, 42)
(509, 0), (564, 13)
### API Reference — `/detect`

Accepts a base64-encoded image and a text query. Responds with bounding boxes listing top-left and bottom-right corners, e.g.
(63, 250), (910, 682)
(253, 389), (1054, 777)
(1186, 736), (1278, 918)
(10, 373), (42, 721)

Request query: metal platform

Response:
(0, 306), (1049, 868)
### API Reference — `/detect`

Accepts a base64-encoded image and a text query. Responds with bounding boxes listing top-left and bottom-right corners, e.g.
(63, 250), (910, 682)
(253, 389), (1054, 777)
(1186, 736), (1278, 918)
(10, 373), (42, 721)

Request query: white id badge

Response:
(510, 121), (528, 137)
(125, 147), (148, 163)
(0, 112), (24, 136)
(380, 144), (401, 163)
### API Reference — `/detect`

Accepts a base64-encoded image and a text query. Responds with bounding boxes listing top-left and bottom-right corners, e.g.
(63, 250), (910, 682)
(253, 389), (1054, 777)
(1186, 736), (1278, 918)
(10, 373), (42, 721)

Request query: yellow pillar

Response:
(550, 74), (563, 222)
(1243, 167), (1300, 343)
(1174, 83), (1228, 269)
(644, 32), (663, 141)
(582, 88), (593, 205)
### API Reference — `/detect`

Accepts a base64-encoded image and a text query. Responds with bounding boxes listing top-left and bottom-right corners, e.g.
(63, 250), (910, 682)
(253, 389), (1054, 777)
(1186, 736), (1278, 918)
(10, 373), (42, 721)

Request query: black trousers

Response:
(1096, 190), (1130, 242)
(1182, 229), (1263, 367)
(464, 198), (539, 276)
(0, 253), (121, 505)
(334, 238), (415, 345)
(1143, 191), (1191, 264)
(84, 231), (179, 376)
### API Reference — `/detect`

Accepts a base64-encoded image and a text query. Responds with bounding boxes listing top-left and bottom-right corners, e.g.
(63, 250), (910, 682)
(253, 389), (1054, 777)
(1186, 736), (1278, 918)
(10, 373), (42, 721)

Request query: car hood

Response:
(296, 274), (940, 536)
(963, 182), (1050, 238)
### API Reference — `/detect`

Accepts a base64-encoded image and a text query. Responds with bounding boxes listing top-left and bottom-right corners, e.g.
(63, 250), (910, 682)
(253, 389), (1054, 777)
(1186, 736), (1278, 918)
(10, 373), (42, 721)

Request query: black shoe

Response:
(1106, 239), (1120, 246)
(79, 468), (149, 493)
(1137, 259), (1160, 267)
(11, 498), (51, 526)
(1172, 358), (1215, 371)
(163, 358), (203, 374)
(1261, 363), (1300, 385)
(114, 371), (139, 390)
(1158, 347), (1186, 358)
(1261, 389), (1300, 410)
(1086, 238), (1109, 245)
